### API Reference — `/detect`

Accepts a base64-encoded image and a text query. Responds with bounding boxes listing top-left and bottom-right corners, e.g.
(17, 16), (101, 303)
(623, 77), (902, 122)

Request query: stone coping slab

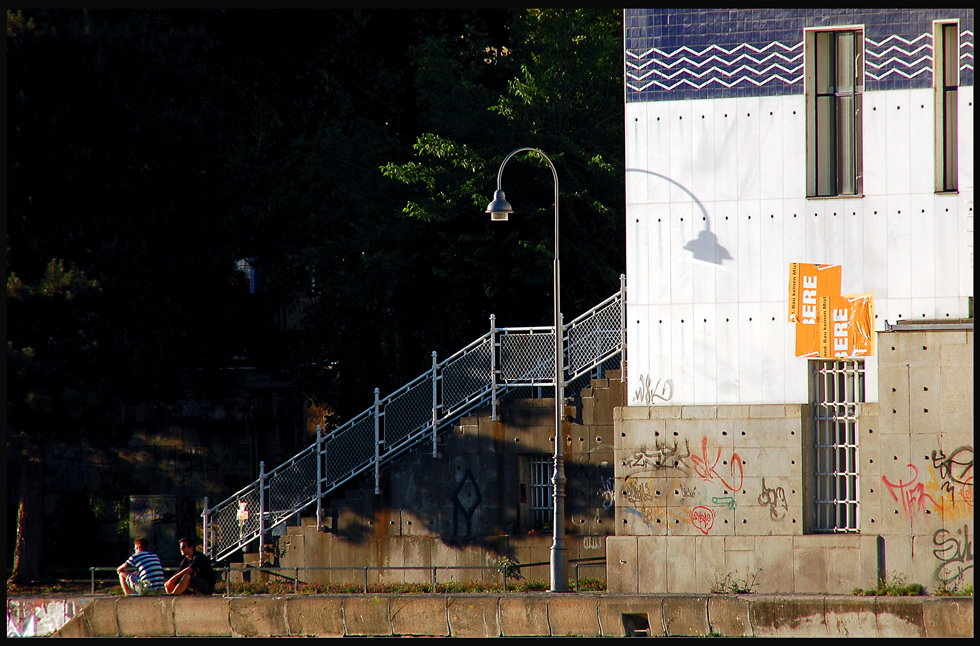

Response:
(42, 593), (972, 638)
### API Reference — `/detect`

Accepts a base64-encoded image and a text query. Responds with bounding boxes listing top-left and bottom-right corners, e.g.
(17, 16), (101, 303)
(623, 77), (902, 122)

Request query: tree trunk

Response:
(8, 452), (45, 585)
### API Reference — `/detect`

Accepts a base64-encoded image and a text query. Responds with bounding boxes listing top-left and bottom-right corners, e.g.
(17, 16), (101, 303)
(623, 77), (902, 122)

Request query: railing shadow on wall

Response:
(202, 280), (626, 563)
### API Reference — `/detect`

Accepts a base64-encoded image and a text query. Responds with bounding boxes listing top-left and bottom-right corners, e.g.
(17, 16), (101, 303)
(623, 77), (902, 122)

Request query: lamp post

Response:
(486, 147), (567, 592)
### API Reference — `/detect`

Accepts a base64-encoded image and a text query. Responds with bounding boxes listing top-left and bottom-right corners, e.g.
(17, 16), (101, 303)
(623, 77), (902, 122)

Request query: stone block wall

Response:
(873, 328), (974, 592)
(609, 329), (973, 594)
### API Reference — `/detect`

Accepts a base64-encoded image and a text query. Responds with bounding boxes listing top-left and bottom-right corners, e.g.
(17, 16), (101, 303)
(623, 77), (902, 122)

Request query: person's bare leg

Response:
(118, 572), (135, 596)
(165, 569), (191, 595)
(168, 573), (191, 595)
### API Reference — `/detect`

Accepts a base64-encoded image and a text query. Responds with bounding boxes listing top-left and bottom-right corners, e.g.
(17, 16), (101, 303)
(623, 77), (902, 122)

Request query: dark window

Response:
(808, 30), (863, 197)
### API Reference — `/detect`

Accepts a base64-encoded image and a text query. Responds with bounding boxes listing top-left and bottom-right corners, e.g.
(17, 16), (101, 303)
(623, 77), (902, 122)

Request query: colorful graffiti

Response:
(690, 506), (715, 534)
(622, 434), (750, 534)
(882, 446), (974, 522)
(690, 436), (743, 492)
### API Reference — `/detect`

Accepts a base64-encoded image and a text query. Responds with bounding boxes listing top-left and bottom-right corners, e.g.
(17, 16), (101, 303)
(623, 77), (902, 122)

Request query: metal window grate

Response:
(529, 456), (554, 527)
(812, 359), (864, 533)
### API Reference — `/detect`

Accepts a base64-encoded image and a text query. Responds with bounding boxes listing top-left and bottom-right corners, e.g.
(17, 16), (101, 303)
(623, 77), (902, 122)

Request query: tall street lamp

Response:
(486, 147), (567, 592)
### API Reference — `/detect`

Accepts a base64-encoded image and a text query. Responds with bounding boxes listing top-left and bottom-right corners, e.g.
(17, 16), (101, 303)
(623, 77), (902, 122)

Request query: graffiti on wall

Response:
(626, 438), (690, 471)
(7, 599), (88, 638)
(690, 506), (715, 534)
(758, 478), (788, 520)
(931, 447), (974, 502)
(622, 434), (756, 534)
(932, 524), (974, 584)
(881, 445), (974, 522)
(452, 468), (482, 537)
(690, 436), (743, 492)
(633, 375), (673, 405)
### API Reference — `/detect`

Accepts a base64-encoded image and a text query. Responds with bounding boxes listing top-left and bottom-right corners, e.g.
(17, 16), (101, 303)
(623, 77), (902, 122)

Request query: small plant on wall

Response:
(710, 569), (761, 594)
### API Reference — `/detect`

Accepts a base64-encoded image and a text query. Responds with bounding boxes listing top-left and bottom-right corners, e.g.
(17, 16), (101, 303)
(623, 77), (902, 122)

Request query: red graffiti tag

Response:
(691, 506), (715, 535)
(881, 464), (940, 519)
(690, 436), (744, 491)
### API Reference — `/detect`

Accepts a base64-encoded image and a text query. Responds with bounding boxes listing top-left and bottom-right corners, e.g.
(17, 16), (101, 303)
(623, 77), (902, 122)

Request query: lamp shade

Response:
(486, 189), (512, 221)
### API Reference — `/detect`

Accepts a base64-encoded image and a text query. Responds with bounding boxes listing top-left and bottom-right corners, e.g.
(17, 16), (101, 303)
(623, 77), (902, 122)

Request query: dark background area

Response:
(7, 8), (625, 580)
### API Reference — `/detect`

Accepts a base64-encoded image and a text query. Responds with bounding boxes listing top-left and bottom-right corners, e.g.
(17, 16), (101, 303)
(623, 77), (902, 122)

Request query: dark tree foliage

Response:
(6, 8), (624, 581)
(6, 8), (255, 583)
(380, 8), (625, 357)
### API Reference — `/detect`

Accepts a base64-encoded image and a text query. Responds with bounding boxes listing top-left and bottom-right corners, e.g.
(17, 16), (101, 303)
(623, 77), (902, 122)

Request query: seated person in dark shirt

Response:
(165, 536), (216, 595)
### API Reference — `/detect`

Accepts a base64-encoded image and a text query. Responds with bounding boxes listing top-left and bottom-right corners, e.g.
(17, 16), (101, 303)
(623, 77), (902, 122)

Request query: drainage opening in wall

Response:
(623, 613), (650, 637)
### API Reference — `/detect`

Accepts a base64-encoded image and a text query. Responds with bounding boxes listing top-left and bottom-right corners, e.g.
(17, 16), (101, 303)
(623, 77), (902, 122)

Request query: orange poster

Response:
(845, 293), (875, 357)
(788, 263), (841, 357)
(818, 293), (875, 359)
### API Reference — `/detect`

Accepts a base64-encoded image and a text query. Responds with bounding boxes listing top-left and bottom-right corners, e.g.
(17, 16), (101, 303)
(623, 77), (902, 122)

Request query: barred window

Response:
(812, 359), (864, 532)
(529, 456), (554, 528)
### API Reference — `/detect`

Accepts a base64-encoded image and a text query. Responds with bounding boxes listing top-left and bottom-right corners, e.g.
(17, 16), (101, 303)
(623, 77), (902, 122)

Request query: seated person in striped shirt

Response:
(117, 538), (165, 595)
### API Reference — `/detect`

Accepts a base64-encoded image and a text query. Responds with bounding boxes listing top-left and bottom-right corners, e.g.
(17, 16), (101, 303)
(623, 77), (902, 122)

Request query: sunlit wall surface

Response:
(624, 8), (974, 406)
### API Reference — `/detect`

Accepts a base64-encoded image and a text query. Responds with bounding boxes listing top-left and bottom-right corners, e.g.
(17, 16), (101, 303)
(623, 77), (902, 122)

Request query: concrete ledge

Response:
(174, 596), (231, 637)
(50, 593), (974, 638)
(447, 595), (500, 637)
(228, 596), (287, 638)
(286, 595), (344, 637)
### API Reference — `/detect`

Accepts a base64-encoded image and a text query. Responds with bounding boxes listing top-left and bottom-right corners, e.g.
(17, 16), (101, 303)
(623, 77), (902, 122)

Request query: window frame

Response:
(805, 26), (865, 198)
(934, 20), (959, 193)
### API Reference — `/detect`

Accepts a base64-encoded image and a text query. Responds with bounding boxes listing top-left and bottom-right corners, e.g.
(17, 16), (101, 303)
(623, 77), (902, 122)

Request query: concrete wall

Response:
(49, 593), (974, 637)
(874, 328), (974, 591)
(609, 329), (972, 594)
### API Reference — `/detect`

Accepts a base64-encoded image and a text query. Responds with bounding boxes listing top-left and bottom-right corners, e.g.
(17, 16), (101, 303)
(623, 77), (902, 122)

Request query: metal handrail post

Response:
(490, 314), (498, 421)
(315, 425), (323, 529)
(431, 351), (439, 458)
(374, 388), (381, 495)
(201, 496), (210, 558)
(258, 461), (266, 564)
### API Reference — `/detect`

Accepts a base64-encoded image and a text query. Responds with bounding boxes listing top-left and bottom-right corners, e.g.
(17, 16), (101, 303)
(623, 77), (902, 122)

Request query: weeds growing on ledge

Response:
(852, 573), (924, 596)
(215, 578), (592, 595)
(7, 577), (605, 596)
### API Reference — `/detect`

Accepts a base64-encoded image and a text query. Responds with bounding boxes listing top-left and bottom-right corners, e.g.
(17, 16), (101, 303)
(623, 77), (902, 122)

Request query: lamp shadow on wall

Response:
(626, 169), (733, 266)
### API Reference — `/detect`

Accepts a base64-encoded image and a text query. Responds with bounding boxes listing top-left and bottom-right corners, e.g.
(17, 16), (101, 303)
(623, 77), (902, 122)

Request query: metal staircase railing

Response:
(202, 276), (626, 562)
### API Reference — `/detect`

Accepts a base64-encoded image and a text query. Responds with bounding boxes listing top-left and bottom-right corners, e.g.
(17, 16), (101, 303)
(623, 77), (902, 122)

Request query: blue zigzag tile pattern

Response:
(626, 8), (974, 103)
(626, 40), (803, 94)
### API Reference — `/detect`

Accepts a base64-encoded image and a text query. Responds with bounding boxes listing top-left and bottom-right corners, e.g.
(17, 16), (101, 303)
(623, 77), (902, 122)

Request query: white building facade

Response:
(611, 8), (973, 594)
